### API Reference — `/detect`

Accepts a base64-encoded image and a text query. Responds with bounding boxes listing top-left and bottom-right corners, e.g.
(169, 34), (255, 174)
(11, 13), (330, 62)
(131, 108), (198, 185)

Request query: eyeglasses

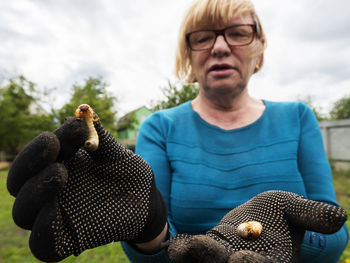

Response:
(186, 24), (258, 51)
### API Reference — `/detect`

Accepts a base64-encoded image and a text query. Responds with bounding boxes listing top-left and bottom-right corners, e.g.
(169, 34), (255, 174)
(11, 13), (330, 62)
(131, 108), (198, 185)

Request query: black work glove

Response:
(167, 190), (347, 263)
(7, 117), (167, 262)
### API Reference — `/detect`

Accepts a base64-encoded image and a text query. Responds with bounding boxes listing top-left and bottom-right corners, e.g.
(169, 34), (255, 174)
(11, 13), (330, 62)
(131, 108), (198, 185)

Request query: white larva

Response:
(75, 104), (99, 151)
(236, 221), (263, 240)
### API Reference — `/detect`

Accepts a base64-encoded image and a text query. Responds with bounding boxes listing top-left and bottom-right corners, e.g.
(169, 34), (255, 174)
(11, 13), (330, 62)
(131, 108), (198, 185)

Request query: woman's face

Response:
(190, 14), (262, 97)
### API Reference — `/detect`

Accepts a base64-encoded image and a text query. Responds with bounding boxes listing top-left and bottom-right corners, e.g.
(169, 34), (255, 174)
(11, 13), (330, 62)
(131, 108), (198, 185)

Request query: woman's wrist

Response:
(134, 223), (169, 254)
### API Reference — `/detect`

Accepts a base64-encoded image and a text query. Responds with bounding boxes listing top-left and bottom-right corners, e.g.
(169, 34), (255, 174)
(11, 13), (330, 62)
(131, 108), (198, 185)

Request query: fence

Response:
(320, 119), (350, 170)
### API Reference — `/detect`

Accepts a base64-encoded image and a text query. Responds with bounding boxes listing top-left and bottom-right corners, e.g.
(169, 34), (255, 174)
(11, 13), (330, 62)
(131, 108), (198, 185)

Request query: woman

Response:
(7, 0), (347, 261)
(122, 0), (348, 262)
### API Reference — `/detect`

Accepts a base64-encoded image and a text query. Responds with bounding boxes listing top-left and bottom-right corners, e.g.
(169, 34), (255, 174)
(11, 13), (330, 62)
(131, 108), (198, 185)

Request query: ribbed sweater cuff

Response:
(121, 241), (172, 263)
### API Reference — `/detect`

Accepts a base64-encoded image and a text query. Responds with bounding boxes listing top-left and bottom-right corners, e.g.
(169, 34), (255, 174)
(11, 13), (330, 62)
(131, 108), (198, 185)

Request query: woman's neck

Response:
(191, 91), (265, 130)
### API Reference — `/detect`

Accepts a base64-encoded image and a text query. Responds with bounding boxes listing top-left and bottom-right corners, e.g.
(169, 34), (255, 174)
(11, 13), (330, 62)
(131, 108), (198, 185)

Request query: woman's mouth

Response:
(208, 64), (235, 77)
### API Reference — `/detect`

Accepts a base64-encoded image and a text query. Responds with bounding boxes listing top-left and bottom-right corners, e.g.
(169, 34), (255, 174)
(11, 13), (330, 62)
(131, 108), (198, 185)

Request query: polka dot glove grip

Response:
(7, 117), (167, 262)
(167, 190), (347, 263)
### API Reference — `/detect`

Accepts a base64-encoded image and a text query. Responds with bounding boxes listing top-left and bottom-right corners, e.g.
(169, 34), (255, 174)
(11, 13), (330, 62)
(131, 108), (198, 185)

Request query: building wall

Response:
(133, 107), (152, 138)
(320, 119), (350, 170)
(118, 106), (152, 149)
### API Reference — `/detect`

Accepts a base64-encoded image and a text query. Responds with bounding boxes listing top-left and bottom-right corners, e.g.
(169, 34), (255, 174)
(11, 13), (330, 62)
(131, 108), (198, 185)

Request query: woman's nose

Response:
(211, 35), (231, 56)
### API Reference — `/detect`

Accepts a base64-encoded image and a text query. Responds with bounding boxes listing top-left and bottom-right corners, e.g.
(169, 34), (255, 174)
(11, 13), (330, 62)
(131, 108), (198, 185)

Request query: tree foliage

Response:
(54, 77), (118, 136)
(0, 76), (56, 157)
(329, 95), (350, 120)
(152, 81), (199, 111)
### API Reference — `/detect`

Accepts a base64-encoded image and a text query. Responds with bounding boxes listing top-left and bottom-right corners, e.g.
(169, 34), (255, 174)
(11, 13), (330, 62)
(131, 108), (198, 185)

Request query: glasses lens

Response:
(188, 31), (215, 50)
(225, 25), (254, 46)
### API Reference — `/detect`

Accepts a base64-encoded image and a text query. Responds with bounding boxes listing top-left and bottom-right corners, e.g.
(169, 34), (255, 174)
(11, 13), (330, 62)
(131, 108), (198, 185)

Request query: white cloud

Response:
(251, 0), (350, 113)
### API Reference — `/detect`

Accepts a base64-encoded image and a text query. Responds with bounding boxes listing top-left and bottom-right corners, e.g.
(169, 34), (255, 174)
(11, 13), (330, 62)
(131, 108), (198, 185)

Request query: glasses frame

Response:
(186, 24), (259, 51)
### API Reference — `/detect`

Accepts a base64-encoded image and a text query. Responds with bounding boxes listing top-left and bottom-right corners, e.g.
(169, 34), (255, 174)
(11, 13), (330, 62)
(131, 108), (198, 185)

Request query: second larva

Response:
(236, 221), (263, 240)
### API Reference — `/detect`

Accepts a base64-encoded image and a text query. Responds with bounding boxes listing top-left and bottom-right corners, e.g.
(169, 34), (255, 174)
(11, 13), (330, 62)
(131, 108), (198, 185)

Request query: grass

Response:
(1, 167), (350, 262)
(334, 169), (350, 263)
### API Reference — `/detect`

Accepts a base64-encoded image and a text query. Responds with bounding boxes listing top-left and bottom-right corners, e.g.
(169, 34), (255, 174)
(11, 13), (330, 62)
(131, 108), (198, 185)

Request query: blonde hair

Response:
(175, 0), (266, 83)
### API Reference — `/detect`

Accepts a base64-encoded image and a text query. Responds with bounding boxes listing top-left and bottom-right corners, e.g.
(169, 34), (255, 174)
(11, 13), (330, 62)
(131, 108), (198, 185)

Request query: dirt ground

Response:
(0, 161), (10, 170)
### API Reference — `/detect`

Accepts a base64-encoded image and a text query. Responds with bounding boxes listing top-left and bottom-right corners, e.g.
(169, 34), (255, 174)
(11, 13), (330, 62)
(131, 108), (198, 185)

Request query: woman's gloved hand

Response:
(7, 116), (167, 262)
(167, 190), (347, 263)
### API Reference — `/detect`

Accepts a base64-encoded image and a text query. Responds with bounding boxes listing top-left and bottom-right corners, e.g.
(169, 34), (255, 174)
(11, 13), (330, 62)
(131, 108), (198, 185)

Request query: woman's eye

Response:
(197, 36), (212, 43)
(229, 31), (248, 38)
(192, 31), (214, 44)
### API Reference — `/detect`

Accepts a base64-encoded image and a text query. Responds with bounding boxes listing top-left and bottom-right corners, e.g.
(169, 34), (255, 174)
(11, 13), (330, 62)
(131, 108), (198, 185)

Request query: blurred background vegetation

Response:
(1, 74), (350, 160)
(1, 74), (349, 161)
(0, 75), (118, 160)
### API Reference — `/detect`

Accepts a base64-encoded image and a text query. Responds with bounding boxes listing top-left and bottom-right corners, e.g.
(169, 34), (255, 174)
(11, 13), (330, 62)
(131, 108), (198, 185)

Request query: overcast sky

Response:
(1, 0), (349, 117)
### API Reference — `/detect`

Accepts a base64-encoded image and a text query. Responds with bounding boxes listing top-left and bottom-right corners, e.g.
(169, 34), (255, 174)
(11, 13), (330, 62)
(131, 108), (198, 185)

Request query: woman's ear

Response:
(187, 55), (197, 83)
(253, 54), (263, 73)
(253, 32), (266, 74)
(188, 72), (197, 83)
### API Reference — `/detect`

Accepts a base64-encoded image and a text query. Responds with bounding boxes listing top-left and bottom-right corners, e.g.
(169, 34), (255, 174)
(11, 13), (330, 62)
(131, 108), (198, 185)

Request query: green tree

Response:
(329, 95), (350, 120)
(152, 81), (199, 111)
(55, 77), (118, 136)
(0, 76), (56, 157)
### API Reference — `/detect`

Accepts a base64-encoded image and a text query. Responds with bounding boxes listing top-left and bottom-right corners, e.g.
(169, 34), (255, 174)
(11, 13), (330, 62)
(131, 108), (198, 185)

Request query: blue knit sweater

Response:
(122, 100), (348, 263)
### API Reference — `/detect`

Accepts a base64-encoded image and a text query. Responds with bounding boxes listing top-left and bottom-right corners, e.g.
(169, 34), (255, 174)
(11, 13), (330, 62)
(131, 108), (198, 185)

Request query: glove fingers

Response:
(88, 120), (133, 163)
(286, 195), (347, 234)
(168, 234), (229, 263)
(12, 163), (68, 230)
(228, 251), (276, 263)
(7, 131), (60, 197)
(29, 199), (67, 262)
(53, 117), (89, 162)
